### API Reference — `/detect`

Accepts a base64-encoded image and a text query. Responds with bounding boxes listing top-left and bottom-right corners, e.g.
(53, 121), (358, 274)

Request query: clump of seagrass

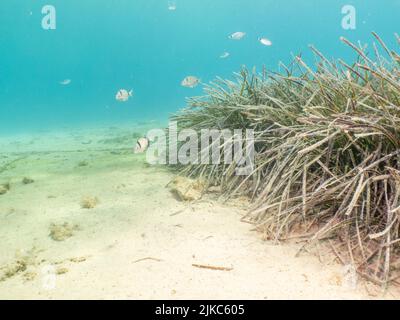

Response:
(172, 32), (400, 287)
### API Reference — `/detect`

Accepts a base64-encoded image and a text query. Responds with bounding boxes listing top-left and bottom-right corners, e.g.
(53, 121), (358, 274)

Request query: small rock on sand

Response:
(80, 196), (99, 209)
(49, 222), (79, 241)
(22, 177), (34, 185)
(56, 267), (69, 275)
(0, 247), (39, 282)
(23, 271), (37, 282)
(1, 260), (27, 281)
(0, 183), (10, 195)
(70, 256), (87, 263)
(169, 177), (205, 201)
(78, 161), (89, 167)
(0, 186), (8, 195)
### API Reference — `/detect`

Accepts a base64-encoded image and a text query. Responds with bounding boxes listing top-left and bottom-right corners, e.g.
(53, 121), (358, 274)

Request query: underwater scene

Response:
(1, 0), (400, 300)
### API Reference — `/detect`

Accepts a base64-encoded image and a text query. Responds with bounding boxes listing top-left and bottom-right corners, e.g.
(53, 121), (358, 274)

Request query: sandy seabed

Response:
(0, 122), (398, 300)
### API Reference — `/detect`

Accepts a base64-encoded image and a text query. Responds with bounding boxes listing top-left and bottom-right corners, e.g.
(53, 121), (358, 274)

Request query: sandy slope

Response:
(0, 124), (397, 300)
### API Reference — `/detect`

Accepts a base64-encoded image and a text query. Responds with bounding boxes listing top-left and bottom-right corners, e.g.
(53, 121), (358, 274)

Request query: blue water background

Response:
(0, 0), (398, 134)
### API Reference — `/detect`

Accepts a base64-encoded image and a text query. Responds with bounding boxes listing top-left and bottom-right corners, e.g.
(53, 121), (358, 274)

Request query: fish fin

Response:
(129, 90), (133, 96)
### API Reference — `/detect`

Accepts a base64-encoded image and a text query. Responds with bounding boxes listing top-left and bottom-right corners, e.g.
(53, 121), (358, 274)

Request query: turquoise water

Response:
(0, 0), (398, 134)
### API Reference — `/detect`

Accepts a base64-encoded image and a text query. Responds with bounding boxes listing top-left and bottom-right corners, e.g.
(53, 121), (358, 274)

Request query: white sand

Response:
(0, 124), (397, 300)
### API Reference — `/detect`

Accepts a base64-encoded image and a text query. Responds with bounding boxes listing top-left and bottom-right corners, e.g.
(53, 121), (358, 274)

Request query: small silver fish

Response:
(168, 1), (176, 11)
(181, 76), (200, 88)
(229, 32), (246, 40)
(134, 137), (150, 154)
(115, 89), (133, 102)
(259, 37), (272, 46)
(220, 52), (230, 59)
(59, 79), (71, 85)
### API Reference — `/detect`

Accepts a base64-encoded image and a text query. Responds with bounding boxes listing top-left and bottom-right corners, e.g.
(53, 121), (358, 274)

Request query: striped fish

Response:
(134, 137), (150, 154)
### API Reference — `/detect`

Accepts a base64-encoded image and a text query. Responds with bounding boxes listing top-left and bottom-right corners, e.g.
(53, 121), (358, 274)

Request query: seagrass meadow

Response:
(172, 33), (400, 286)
